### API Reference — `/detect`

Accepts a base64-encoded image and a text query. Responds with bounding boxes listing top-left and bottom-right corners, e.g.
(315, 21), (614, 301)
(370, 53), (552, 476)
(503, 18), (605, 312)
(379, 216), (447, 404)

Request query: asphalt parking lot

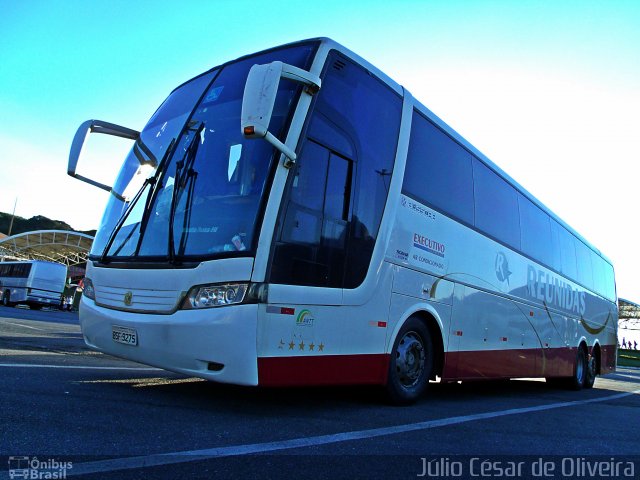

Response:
(1, 306), (639, 479)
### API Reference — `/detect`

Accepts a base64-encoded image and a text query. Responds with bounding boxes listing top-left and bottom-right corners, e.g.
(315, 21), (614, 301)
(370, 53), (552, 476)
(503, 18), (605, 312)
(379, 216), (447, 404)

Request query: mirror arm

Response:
(242, 61), (321, 169)
(68, 119), (140, 191)
(70, 173), (114, 195)
(279, 64), (321, 92)
(264, 132), (297, 168)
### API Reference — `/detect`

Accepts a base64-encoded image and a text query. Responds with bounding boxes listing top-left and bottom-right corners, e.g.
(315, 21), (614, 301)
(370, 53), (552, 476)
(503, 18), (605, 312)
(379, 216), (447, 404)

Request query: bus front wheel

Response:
(386, 317), (433, 405)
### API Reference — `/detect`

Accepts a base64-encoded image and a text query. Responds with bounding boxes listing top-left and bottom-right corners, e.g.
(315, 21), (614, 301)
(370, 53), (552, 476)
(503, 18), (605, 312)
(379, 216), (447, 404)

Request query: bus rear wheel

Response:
(2, 291), (14, 307)
(546, 347), (588, 390)
(569, 347), (588, 390)
(584, 353), (597, 389)
(386, 317), (433, 405)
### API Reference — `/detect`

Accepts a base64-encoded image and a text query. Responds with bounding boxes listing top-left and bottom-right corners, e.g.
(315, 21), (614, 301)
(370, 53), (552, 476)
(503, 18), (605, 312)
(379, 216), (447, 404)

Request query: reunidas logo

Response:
(495, 252), (512, 285)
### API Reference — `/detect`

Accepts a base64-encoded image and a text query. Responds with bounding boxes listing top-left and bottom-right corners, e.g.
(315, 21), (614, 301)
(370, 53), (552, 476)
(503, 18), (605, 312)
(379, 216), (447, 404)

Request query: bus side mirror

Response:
(241, 61), (321, 168)
(68, 119), (140, 192)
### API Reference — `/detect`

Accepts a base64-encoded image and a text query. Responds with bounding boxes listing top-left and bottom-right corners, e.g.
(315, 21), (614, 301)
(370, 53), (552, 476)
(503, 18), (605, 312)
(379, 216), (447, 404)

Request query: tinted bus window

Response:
(473, 158), (520, 249)
(591, 254), (606, 297)
(575, 240), (594, 290)
(403, 111), (474, 225)
(603, 261), (616, 300)
(557, 224), (578, 280)
(549, 219), (562, 272)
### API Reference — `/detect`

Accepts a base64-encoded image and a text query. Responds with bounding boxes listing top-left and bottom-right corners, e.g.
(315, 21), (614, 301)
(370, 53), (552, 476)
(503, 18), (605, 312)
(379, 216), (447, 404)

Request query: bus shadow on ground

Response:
(81, 372), (629, 413)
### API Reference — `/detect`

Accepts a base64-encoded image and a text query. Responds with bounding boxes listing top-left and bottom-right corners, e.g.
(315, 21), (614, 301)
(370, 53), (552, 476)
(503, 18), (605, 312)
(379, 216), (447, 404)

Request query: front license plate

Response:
(112, 325), (138, 346)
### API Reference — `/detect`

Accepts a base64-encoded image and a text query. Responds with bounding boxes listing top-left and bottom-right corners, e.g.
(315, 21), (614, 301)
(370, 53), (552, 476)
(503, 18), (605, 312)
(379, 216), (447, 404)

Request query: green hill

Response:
(0, 212), (95, 237)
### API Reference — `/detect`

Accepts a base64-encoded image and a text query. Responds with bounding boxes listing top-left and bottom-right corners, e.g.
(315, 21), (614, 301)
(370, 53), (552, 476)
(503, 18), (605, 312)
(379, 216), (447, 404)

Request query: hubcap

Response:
(396, 331), (425, 388)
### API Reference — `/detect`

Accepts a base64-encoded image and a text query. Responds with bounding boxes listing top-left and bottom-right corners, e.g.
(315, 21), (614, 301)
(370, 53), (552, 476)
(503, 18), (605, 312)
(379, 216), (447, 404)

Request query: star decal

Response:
(309, 342), (315, 351)
(318, 342), (324, 352)
(288, 340), (295, 350)
(299, 341), (305, 351)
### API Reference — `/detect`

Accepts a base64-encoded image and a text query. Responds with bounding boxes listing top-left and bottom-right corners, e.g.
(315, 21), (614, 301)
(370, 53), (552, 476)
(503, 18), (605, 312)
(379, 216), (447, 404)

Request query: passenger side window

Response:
(557, 225), (578, 280)
(519, 194), (552, 267)
(403, 111), (474, 225)
(473, 158), (520, 249)
(575, 239), (594, 290)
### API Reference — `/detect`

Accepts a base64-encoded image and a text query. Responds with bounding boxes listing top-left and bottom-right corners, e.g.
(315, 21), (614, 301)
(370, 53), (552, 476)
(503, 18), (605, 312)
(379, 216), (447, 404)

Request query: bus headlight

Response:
(182, 283), (249, 309)
(83, 278), (96, 300)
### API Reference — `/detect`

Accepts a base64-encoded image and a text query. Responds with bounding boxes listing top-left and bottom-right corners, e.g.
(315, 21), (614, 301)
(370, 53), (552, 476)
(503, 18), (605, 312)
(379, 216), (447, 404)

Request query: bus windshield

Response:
(92, 44), (315, 262)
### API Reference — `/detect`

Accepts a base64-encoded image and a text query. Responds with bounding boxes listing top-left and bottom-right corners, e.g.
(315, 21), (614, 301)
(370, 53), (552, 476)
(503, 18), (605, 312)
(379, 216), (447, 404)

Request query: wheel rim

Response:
(396, 331), (426, 388)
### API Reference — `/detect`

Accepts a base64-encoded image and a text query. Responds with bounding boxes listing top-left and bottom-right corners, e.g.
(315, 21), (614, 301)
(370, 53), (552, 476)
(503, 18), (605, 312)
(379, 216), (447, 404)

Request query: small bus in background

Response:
(0, 260), (68, 310)
(68, 38), (616, 404)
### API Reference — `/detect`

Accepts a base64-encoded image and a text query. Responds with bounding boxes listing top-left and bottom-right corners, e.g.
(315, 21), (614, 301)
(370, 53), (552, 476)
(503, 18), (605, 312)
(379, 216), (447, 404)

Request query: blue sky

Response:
(1, 0), (639, 306)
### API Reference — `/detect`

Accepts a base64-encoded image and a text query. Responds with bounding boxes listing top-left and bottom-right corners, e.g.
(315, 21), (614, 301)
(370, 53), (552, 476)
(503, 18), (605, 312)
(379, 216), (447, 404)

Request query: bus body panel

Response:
(386, 193), (617, 379)
(80, 298), (259, 385)
(256, 262), (395, 386)
(387, 289), (453, 352)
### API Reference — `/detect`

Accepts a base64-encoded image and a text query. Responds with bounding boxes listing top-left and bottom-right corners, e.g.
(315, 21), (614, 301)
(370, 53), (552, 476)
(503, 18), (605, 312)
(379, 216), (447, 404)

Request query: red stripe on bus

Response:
(258, 344), (617, 387)
(442, 344), (617, 380)
(258, 354), (389, 386)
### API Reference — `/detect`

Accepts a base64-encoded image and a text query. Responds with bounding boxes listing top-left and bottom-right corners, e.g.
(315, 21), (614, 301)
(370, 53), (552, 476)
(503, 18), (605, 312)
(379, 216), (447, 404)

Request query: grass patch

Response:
(618, 349), (640, 367)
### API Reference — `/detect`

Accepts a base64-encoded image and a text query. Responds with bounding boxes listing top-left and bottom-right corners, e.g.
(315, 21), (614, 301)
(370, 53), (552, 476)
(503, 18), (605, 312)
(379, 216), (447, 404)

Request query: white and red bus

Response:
(68, 38), (617, 403)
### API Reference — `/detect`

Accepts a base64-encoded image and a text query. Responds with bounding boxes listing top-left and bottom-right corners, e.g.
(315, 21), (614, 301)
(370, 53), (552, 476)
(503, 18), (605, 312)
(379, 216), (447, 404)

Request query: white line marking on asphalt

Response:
(55, 388), (640, 477)
(2, 321), (46, 331)
(0, 363), (162, 371)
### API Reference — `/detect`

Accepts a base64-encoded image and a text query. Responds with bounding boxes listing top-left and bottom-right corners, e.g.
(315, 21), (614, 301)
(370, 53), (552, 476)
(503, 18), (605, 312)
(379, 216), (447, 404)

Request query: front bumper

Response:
(79, 297), (259, 385)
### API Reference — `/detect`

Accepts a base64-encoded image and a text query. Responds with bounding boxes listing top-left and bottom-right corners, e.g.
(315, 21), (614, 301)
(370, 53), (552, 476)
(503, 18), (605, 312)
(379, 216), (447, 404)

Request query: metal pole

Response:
(7, 197), (17, 236)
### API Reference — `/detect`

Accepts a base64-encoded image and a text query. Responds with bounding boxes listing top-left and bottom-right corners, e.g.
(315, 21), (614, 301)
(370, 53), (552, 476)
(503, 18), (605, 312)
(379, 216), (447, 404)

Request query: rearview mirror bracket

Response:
(68, 119), (139, 192)
(241, 61), (321, 168)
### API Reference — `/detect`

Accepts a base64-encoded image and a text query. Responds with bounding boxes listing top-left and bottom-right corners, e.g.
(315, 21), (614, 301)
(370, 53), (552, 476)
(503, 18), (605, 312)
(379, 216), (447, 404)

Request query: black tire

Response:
(569, 347), (588, 390)
(30, 304), (43, 311)
(386, 317), (434, 405)
(584, 352), (597, 389)
(2, 290), (14, 308)
(546, 347), (587, 390)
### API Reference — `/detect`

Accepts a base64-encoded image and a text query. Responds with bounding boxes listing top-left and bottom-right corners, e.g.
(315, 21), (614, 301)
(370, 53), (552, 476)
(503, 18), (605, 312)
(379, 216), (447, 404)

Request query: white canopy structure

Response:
(619, 298), (640, 331)
(0, 230), (93, 266)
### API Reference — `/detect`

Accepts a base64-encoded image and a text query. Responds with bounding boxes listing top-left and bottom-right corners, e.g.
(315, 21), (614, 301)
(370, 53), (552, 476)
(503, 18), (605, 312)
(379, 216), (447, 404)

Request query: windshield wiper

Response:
(132, 137), (178, 255)
(168, 122), (205, 264)
(100, 137), (177, 262)
(100, 175), (154, 262)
